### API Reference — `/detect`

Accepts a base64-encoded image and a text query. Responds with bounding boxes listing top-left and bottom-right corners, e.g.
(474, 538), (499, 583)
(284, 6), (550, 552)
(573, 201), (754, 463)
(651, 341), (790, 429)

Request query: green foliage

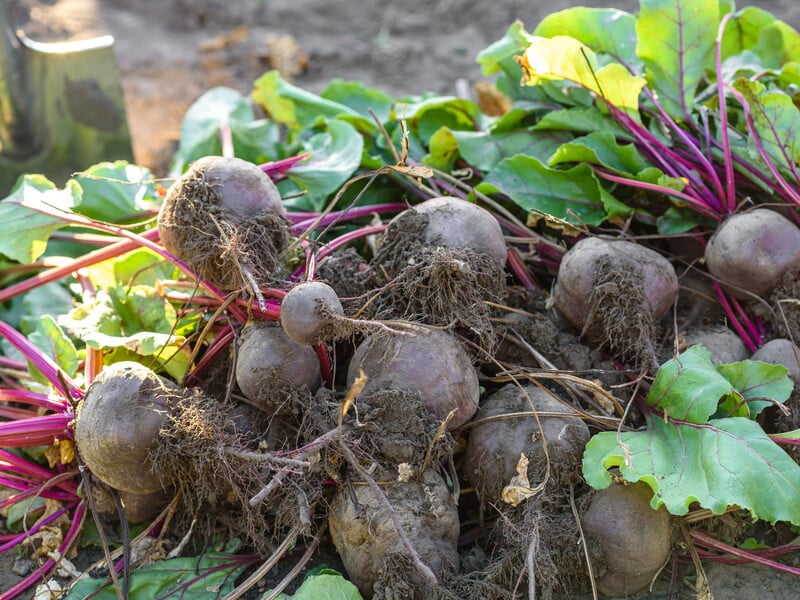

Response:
(63, 552), (252, 600)
(274, 567), (363, 599)
(583, 345), (800, 524)
(0, 175), (78, 263)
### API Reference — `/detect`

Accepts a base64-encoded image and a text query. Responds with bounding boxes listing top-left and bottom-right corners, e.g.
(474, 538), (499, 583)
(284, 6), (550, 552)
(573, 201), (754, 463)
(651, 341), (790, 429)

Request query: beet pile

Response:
(27, 153), (800, 599)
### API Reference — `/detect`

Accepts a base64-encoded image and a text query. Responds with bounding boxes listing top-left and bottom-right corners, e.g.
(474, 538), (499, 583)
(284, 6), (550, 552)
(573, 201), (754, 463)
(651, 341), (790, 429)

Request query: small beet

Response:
(235, 323), (321, 410)
(705, 209), (800, 299)
(280, 280), (345, 346)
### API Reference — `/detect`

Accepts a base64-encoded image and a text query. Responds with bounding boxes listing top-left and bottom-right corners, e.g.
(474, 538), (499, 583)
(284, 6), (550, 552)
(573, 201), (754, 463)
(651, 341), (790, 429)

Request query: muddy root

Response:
(158, 167), (290, 291)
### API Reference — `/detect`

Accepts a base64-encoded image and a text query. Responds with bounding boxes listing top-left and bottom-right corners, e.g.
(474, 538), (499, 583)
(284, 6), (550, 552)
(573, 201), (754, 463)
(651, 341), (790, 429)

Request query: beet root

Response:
(554, 237), (678, 366)
(235, 322), (321, 412)
(75, 361), (184, 495)
(705, 209), (800, 299)
(465, 383), (590, 510)
(157, 155), (289, 291)
(346, 329), (479, 430)
(369, 196), (507, 347)
(582, 480), (673, 597)
(328, 468), (460, 599)
(279, 280), (345, 345)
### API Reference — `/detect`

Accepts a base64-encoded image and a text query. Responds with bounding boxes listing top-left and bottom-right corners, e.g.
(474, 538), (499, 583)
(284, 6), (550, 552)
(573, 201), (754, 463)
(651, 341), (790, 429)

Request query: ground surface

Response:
(5, 0), (800, 598)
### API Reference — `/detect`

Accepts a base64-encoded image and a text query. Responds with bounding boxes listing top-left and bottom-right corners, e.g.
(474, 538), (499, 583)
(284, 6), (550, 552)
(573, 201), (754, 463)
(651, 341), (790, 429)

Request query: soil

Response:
(5, 0), (800, 599)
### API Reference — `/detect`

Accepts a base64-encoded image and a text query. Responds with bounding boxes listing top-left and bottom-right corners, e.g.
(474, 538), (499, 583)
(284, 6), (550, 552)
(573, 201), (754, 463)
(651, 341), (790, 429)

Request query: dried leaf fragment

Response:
(501, 452), (540, 506)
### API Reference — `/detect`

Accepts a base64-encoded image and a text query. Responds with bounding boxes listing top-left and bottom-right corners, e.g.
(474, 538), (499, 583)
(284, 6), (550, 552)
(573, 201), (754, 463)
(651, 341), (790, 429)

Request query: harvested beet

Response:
(279, 280), (345, 345)
(752, 338), (800, 383)
(465, 383), (590, 510)
(75, 361), (183, 495)
(235, 322), (321, 411)
(346, 329), (479, 430)
(705, 209), (800, 299)
(554, 237), (678, 366)
(681, 326), (749, 364)
(411, 196), (507, 262)
(157, 155), (289, 291)
(370, 196), (507, 346)
(582, 480), (673, 597)
(328, 468), (460, 599)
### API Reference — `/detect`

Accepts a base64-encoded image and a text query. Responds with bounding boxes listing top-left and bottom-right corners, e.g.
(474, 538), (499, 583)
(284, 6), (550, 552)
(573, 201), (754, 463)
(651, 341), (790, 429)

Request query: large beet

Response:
(328, 468), (460, 599)
(345, 329), (479, 430)
(705, 209), (800, 299)
(75, 362), (180, 495)
(158, 155), (289, 291)
(465, 384), (590, 508)
(554, 237), (678, 366)
(582, 481), (673, 597)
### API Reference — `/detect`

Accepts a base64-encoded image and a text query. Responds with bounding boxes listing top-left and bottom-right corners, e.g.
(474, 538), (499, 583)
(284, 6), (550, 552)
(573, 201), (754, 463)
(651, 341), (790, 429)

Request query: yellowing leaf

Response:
(516, 36), (599, 88)
(516, 36), (645, 118)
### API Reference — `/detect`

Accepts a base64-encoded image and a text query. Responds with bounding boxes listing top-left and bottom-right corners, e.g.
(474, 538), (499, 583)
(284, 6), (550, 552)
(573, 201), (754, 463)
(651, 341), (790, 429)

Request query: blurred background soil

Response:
(10, 0), (800, 178)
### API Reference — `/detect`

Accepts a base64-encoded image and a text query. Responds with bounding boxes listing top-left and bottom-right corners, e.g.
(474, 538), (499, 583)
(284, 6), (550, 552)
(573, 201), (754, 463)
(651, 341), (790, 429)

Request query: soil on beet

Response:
(5, 0), (800, 599)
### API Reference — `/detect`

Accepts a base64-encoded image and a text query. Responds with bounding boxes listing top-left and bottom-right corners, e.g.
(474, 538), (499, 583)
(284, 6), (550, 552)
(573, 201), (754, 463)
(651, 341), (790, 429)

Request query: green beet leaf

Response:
(170, 86), (282, 174)
(71, 161), (157, 222)
(282, 119), (364, 211)
(0, 175), (79, 264)
(534, 6), (640, 70)
(453, 127), (570, 172)
(63, 553), (251, 600)
(734, 79), (800, 175)
(548, 131), (649, 175)
(252, 70), (376, 134)
(635, 0), (719, 119)
(476, 154), (632, 226)
(26, 315), (79, 385)
(274, 568), (363, 599)
(583, 344), (800, 524)
(583, 417), (800, 523)
(645, 344), (735, 423)
(321, 79), (394, 124)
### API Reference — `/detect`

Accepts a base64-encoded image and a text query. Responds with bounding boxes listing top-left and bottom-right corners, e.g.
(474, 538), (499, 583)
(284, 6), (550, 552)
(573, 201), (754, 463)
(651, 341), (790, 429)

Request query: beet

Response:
(345, 329), (479, 430)
(410, 196), (507, 263)
(279, 280), (345, 346)
(75, 362), (181, 495)
(682, 326), (749, 364)
(554, 236), (678, 366)
(582, 480), (673, 597)
(235, 322), (321, 411)
(465, 383), (590, 509)
(369, 197), (507, 346)
(752, 338), (800, 383)
(157, 155), (289, 291)
(328, 468), (460, 599)
(705, 209), (800, 299)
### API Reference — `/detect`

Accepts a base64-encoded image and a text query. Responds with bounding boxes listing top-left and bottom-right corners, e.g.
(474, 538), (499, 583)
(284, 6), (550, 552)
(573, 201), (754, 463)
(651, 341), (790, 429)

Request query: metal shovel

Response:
(0, 1), (133, 196)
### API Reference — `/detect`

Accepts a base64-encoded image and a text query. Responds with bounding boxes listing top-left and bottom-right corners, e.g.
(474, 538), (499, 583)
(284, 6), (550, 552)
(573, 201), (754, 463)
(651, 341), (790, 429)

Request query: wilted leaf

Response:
(516, 36), (645, 118)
